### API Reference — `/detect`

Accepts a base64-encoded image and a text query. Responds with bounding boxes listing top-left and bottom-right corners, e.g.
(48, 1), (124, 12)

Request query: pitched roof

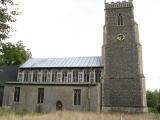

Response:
(20, 56), (103, 68)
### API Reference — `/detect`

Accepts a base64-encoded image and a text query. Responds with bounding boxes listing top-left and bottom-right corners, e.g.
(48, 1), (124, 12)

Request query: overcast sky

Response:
(10, 0), (160, 90)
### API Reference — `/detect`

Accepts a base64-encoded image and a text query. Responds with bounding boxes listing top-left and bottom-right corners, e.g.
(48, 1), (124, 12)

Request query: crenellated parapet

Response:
(105, 1), (133, 10)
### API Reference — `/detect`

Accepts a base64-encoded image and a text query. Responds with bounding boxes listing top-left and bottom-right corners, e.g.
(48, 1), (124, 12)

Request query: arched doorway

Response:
(56, 100), (63, 111)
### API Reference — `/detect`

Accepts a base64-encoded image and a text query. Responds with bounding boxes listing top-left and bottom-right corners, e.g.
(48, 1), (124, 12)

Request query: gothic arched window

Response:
(118, 13), (123, 26)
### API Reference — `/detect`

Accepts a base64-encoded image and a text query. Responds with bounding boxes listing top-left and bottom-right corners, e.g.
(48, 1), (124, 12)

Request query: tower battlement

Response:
(105, 1), (133, 10)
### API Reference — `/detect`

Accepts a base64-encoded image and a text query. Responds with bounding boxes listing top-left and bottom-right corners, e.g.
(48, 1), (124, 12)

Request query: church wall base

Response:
(102, 106), (148, 113)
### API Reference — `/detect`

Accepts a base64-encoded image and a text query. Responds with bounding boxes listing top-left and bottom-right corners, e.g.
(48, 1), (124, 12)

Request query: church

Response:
(2, 0), (148, 112)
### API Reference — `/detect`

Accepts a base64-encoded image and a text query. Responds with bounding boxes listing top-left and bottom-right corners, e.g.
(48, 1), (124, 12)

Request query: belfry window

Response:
(118, 13), (123, 26)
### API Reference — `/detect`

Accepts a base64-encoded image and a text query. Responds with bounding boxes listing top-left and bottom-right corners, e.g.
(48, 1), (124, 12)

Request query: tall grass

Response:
(0, 109), (159, 120)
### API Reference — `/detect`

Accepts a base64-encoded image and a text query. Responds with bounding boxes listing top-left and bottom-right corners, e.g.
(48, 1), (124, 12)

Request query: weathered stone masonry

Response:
(102, 1), (147, 112)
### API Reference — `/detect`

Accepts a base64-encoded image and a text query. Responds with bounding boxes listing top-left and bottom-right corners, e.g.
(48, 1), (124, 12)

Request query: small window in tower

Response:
(118, 13), (124, 26)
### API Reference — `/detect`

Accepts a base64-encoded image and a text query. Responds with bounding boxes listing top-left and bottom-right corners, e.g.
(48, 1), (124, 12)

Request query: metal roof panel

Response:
(20, 56), (102, 68)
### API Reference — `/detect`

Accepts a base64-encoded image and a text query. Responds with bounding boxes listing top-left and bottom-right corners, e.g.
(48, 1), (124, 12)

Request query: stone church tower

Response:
(102, 1), (148, 112)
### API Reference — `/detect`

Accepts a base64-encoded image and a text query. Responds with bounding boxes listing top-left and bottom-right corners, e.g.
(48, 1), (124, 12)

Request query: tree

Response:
(147, 90), (160, 113)
(0, 0), (19, 41)
(0, 41), (32, 65)
(0, 1), (30, 65)
(157, 89), (160, 112)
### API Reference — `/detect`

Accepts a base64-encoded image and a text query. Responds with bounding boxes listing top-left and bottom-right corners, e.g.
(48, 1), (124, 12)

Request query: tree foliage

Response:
(0, 0), (19, 41)
(0, 1), (30, 65)
(147, 90), (160, 113)
(0, 41), (32, 65)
